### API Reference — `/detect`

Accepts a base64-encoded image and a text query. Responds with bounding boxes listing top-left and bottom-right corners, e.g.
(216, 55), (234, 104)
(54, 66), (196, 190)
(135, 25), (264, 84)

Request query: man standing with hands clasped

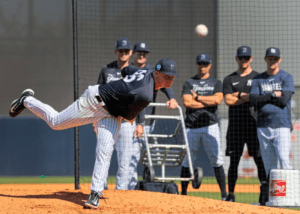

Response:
(223, 46), (267, 204)
(250, 47), (294, 205)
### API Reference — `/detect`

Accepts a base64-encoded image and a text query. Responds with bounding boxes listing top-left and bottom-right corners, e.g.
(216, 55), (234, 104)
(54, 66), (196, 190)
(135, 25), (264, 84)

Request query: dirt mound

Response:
(0, 184), (298, 214)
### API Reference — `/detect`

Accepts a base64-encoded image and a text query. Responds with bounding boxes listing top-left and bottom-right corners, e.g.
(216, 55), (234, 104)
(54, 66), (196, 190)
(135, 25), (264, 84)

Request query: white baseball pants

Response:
(92, 117), (122, 192)
(24, 85), (122, 193)
(182, 123), (223, 168)
(127, 122), (156, 189)
(112, 121), (137, 190)
(24, 85), (111, 130)
(257, 127), (292, 176)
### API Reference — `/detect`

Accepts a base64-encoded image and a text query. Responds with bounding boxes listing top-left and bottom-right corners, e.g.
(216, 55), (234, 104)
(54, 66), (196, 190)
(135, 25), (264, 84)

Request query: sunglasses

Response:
(118, 49), (130, 54)
(136, 52), (148, 57)
(237, 56), (251, 60)
(197, 62), (210, 66)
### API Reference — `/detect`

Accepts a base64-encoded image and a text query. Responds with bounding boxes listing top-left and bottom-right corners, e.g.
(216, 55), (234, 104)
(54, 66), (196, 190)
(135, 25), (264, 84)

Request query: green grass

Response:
(186, 191), (260, 203)
(185, 192), (300, 211)
(0, 176), (260, 184)
(0, 176), (92, 184)
(186, 176), (261, 185)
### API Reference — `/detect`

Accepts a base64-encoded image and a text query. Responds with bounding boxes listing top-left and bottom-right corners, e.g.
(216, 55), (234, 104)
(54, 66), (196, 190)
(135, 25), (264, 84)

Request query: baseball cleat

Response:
(181, 190), (187, 195)
(9, 89), (34, 118)
(225, 194), (235, 202)
(258, 183), (269, 206)
(221, 192), (228, 201)
(84, 191), (102, 209)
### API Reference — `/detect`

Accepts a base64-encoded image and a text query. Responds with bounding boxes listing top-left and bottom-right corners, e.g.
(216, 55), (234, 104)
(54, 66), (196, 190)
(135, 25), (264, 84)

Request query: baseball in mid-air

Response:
(195, 24), (208, 38)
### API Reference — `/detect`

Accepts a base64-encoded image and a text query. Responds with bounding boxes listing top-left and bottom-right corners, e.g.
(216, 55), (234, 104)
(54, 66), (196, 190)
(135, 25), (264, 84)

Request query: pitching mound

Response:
(0, 184), (298, 214)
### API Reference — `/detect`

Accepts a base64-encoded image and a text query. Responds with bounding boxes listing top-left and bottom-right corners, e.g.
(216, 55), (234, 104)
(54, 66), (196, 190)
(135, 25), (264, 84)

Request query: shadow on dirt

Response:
(0, 191), (108, 207)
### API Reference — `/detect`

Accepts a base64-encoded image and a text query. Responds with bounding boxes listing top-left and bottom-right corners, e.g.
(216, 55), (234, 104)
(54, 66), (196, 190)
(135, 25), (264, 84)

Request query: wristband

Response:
(238, 92), (242, 99)
(196, 95), (199, 101)
(271, 92), (277, 98)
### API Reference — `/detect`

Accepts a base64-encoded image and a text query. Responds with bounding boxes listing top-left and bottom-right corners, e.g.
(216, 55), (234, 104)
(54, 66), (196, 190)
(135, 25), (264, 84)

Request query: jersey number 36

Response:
(123, 70), (147, 83)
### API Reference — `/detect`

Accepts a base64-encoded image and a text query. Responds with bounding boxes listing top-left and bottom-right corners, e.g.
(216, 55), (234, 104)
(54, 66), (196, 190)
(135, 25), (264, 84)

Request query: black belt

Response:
(96, 96), (107, 110)
(96, 96), (102, 103)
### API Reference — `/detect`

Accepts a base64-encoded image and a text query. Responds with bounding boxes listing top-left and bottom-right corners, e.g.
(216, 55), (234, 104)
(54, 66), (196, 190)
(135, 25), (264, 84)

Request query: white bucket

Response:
(266, 169), (300, 207)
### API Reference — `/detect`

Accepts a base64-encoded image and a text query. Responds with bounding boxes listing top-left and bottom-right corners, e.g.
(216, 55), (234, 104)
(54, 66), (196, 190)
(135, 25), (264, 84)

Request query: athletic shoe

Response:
(259, 183), (269, 206)
(9, 89), (34, 118)
(84, 191), (102, 209)
(251, 202), (261, 205)
(225, 194), (235, 202)
(221, 193), (228, 201)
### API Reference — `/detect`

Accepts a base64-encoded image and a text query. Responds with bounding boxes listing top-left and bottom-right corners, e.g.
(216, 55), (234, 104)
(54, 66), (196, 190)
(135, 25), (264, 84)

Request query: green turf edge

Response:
(0, 176), (91, 184)
(182, 192), (300, 211)
(0, 176), (261, 184)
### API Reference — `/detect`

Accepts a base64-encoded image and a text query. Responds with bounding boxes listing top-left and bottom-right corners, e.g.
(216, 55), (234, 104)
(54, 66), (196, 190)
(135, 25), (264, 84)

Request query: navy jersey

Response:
(98, 61), (122, 84)
(250, 69), (294, 128)
(182, 75), (223, 128)
(130, 63), (175, 126)
(143, 85), (175, 126)
(223, 70), (258, 132)
(97, 61), (146, 124)
(98, 68), (155, 121)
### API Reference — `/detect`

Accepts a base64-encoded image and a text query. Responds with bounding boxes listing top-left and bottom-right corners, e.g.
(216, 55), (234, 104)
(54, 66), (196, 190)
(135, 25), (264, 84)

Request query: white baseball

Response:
(195, 24), (208, 38)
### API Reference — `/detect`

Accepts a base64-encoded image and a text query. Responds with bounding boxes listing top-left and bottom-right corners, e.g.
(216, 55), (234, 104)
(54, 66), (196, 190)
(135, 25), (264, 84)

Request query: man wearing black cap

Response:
(9, 58), (179, 209)
(97, 37), (132, 84)
(128, 42), (178, 189)
(96, 37), (135, 191)
(250, 47), (294, 205)
(132, 42), (150, 68)
(223, 46), (267, 204)
(180, 53), (227, 200)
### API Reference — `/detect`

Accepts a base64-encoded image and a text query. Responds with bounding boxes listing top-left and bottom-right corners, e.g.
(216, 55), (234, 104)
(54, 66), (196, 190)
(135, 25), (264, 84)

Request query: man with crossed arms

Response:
(223, 46), (266, 204)
(180, 53), (227, 200)
(249, 47), (294, 205)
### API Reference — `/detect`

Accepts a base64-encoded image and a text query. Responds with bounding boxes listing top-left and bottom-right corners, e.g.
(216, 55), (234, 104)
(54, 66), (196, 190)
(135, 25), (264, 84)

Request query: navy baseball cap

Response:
(265, 47), (281, 58)
(155, 58), (180, 76)
(133, 42), (150, 53)
(236, 46), (252, 57)
(115, 37), (132, 50)
(196, 53), (211, 63)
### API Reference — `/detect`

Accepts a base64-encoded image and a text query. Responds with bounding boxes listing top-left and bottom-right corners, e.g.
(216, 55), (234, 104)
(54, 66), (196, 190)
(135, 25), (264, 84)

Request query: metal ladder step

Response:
(148, 144), (186, 149)
(145, 115), (181, 120)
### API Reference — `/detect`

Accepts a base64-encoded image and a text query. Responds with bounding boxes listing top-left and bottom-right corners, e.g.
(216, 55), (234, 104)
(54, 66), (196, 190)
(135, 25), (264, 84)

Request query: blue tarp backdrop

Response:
(0, 117), (214, 177)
